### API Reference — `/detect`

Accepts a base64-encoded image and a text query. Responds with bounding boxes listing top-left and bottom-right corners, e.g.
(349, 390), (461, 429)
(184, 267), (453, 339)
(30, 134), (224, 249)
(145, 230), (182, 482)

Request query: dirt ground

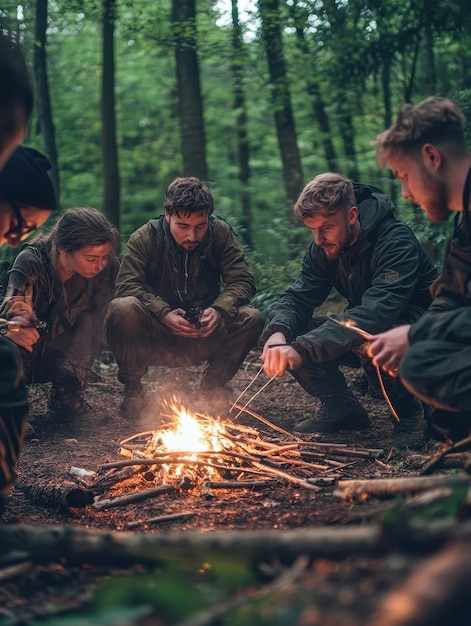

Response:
(1, 347), (470, 625)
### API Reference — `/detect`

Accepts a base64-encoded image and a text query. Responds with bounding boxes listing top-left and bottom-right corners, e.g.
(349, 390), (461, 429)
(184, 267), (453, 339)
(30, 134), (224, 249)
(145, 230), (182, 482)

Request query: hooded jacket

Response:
(115, 215), (257, 324)
(263, 183), (439, 363)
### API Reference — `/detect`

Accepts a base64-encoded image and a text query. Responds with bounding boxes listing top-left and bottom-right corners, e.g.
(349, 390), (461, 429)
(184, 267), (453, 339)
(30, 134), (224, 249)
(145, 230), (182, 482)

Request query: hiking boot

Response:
(294, 403), (371, 434)
(425, 408), (471, 444)
(120, 381), (144, 417)
(391, 398), (426, 450)
(47, 382), (85, 420)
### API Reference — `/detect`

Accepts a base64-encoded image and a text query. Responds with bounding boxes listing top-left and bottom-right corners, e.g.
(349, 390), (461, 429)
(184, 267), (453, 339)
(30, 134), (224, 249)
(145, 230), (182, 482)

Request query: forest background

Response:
(1, 0), (471, 316)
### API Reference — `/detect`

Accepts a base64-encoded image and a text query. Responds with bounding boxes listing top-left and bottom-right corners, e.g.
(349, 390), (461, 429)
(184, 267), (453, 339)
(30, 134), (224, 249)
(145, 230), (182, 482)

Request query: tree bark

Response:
(33, 0), (59, 204)
(101, 0), (120, 228)
(1, 520), (470, 567)
(172, 0), (208, 180)
(258, 0), (303, 206)
(290, 0), (337, 172)
(231, 0), (252, 248)
(337, 474), (471, 501)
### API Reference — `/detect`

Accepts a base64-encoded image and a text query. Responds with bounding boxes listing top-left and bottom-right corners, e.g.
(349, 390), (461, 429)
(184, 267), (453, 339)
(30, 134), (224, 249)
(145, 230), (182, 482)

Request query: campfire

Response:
(73, 398), (384, 518)
(18, 395), (385, 524)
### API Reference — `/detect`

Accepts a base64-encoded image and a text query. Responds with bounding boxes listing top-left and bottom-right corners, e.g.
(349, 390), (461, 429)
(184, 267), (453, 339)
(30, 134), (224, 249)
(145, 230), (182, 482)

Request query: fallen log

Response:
(336, 473), (470, 501)
(1, 519), (471, 568)
(366, 540), (471, 626)
(17, 477), (95, 509)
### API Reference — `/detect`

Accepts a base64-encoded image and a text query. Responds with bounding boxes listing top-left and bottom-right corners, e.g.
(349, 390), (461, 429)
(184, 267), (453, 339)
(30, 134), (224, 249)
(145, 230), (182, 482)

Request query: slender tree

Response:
(231, 0), (252, 247)
(258, 0), (303, 205)
(171, 0), (208, 179)
(101, 0), (120, 228)
(33, 0), (59, 203)
(289, 0), (337, 172)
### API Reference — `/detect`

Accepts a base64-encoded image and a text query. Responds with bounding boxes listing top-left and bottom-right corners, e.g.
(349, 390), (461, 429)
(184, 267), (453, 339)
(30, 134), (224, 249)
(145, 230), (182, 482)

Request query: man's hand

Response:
(7, 326), (39, 351)
(3, 297), (39, 351)
(197, 307), (221, 337)
(261, 332), (302, 377)
(162, 307), (222, 338)
(367, 324), (411, 377)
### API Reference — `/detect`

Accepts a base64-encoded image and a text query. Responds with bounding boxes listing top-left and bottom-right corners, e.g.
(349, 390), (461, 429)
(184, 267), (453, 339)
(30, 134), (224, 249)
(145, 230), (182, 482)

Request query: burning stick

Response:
(322, 314), (373, 340)
(322, 314), (400, 423)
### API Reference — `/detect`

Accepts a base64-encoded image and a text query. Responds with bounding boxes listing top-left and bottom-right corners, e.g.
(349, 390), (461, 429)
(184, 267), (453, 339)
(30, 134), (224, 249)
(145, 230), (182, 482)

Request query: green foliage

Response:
(25, 553), (259, 625)
(247, 248), (303, 318)
(3, 0), (471, 273)
(411, 483), (470, 521)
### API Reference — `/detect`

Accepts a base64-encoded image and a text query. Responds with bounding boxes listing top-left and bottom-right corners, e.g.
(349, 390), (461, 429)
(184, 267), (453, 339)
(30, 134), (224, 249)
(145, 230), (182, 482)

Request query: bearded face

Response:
(304, 207), (359, 260)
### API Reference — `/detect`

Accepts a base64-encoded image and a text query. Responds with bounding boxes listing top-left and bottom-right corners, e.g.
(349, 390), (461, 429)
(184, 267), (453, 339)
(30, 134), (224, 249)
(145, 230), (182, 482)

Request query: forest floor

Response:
(1, 343), (471, 625)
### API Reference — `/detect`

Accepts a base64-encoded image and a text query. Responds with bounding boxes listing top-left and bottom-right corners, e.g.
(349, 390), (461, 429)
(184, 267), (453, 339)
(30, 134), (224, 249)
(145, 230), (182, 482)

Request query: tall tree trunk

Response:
(171, 0), (208, 180)
(258, 0), (303, 206)
(337, 100), (359, 182)
(290, 0), (337, 172)
(33, 0), (59, 205)
(101, 0), (120, 228)
(231, 0), (252, 248)
(380, 60), (396, 206)
(421, 10), (436, 95)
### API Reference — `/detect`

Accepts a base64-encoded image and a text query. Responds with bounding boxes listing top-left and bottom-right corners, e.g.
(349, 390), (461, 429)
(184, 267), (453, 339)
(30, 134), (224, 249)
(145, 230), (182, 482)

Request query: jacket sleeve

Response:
(210, 221), (257, 323)
(115, 225), (172, 320)
(263, 243), (332, 343)
(408, 306), (471, 345)
(408, 240), (471, 345)
(1, 248), (41, 315)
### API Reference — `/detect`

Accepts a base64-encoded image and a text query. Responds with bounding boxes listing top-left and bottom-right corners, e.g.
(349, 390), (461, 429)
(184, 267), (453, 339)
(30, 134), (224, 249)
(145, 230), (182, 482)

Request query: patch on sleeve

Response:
(384, 271), (399, 283)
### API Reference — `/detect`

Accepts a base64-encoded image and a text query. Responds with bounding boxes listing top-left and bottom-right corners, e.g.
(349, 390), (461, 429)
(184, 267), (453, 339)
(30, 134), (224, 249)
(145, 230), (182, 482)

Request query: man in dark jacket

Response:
(369, 97), (471, 442)
(106, 176), (264, 415)
(262, 172), (439, 449)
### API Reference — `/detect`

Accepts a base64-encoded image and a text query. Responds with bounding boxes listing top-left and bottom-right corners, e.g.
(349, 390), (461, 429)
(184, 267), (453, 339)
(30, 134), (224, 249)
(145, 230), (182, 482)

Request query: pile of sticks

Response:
(84, 406), (383, 512)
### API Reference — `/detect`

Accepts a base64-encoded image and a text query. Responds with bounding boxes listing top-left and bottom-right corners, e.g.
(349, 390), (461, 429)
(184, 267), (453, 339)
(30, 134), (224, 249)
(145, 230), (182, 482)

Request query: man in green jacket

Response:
(106, 176), (264, 416)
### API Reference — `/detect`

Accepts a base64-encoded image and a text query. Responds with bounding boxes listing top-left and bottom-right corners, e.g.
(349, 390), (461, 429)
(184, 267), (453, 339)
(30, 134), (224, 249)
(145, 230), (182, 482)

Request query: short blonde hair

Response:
(374, 96), (467, 167)
(293, 172), (355, 220)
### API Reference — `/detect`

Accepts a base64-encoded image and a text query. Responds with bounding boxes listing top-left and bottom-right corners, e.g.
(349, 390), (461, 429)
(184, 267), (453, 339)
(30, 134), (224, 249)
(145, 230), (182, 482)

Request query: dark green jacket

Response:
(408, 215), (471, 346)
(115, 215), (257, 324)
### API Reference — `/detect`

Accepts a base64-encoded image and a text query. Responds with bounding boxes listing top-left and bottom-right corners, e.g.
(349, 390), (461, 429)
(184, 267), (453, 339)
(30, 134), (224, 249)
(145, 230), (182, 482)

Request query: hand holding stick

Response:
(322, 314), (400, 422)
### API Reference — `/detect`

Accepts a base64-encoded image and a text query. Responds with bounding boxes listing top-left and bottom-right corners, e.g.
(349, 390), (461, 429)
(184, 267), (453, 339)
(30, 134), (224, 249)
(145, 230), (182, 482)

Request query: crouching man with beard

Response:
(261, 172), (439, 450)
(106, 176), (264, 416)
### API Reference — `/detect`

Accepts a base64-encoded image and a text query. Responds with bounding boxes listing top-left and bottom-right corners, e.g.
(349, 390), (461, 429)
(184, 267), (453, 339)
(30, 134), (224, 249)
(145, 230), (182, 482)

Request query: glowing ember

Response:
(157, 399), (225, 453)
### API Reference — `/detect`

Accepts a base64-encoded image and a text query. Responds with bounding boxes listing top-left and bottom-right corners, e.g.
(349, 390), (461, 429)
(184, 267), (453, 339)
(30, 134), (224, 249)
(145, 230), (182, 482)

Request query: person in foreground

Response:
(0, 146), (55, 248)
(3, 207), (119, 421)
(0, 32), (53, 516)
(261, 172), (439, 449)
(368, 96), (471, 442)
(106, 176), (264, 416)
